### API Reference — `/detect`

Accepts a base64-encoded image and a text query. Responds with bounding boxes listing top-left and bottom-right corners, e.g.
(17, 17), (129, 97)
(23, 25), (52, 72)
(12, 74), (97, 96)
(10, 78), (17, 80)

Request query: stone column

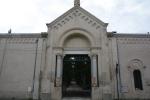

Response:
(91, 55), (98, 87)
(55, 54), (62, 87)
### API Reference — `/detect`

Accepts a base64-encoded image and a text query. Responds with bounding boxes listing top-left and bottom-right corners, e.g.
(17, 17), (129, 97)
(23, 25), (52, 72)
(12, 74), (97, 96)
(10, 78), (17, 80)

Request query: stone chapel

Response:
(0, 0), (150, 100)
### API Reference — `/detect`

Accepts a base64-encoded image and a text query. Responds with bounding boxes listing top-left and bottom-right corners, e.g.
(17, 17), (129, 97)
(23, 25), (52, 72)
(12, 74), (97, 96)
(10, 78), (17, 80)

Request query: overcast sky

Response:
(0, 0), (150, 33)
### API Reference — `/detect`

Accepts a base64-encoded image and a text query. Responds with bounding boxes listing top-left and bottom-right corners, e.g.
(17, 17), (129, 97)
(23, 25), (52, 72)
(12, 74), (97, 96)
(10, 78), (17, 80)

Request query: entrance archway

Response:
(62, 54), (91, 97)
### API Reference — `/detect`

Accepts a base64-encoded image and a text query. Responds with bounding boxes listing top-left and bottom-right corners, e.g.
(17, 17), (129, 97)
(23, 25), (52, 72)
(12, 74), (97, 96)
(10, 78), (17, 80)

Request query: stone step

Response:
(62, 97), (91, 100)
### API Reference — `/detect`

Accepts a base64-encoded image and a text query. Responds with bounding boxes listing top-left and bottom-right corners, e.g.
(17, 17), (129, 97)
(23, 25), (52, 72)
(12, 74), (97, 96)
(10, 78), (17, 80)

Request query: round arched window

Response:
(133, 70), (143, 90)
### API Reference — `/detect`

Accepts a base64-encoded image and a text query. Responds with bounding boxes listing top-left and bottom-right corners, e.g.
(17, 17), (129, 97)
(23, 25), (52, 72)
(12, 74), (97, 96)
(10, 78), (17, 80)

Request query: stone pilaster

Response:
(91, 54), (98, 87)
(55, 54), (63, 87)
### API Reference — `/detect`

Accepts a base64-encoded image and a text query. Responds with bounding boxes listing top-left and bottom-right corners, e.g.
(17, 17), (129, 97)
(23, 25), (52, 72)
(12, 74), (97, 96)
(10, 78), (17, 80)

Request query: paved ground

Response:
(63, 97), (91, 100)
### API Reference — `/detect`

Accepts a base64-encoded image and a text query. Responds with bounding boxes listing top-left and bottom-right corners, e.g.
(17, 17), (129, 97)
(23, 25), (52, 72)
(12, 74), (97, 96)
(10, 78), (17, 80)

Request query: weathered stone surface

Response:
(0, 1), (150, 100)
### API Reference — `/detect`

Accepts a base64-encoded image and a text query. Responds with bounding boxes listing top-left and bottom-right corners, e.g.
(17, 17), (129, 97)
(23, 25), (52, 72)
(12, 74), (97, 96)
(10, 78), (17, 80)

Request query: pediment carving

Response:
(47, 7), (108, 31)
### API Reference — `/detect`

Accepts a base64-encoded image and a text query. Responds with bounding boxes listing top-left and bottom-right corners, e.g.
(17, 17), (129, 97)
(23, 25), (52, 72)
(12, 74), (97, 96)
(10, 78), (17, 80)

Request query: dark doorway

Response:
(62, 54), (91, 97)
(133, 70), (143, 90)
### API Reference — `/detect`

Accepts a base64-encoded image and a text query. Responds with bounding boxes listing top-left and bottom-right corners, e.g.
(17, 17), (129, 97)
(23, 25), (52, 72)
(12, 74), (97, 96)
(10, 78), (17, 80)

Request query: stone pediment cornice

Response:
(46, 6), (108, 30)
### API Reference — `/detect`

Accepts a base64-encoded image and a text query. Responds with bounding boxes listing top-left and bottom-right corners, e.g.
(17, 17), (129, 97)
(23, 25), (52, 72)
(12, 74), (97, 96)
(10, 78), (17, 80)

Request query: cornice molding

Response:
(0, 33), (47, 38)
(117, 38), (150, 44)
(2, 38), (38, 44)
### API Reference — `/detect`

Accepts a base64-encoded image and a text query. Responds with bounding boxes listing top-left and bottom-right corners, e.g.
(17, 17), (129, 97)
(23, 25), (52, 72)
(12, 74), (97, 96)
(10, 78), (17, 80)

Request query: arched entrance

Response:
(54, 30), (98, 99)
(62, 54), (91, 97)
(60, 31), (92, 98)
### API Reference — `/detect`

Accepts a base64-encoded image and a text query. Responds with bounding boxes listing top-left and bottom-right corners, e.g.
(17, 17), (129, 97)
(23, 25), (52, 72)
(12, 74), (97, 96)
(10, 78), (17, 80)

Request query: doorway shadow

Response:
(62, 54), (91, 97)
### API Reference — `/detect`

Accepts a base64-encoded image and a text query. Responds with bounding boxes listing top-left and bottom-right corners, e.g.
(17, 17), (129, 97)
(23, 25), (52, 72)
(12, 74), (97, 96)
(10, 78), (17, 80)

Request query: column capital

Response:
(56, 53), (63, 57)
(90, 54), (97, 58)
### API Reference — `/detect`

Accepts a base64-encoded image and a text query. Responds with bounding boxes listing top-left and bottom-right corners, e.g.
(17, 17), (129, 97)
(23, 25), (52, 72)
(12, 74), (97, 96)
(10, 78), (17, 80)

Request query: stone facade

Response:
(0, 34), (47, 99)
(0, 1), (150, 100)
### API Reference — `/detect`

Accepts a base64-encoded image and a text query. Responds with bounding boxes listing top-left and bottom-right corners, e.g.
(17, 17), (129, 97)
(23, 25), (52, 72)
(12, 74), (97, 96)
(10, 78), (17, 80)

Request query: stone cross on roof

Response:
(74, 0), (80, 6)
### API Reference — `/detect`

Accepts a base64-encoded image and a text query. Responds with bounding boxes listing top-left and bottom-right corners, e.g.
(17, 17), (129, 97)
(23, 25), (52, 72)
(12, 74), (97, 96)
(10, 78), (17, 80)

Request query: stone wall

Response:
(0, 32), (150, 100)
(116, 35), (150, 99)
(0, 34), (45, 100)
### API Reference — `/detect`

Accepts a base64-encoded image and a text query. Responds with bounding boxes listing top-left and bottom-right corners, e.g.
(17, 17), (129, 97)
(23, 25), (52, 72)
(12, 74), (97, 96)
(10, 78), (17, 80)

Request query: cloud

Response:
(83, 0), (150, 33)
(0, 0), (149, 33)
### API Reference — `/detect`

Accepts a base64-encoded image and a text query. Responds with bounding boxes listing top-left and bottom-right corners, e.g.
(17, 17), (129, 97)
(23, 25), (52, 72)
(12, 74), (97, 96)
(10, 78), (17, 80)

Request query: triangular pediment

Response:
(46, 6), (108, 30)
